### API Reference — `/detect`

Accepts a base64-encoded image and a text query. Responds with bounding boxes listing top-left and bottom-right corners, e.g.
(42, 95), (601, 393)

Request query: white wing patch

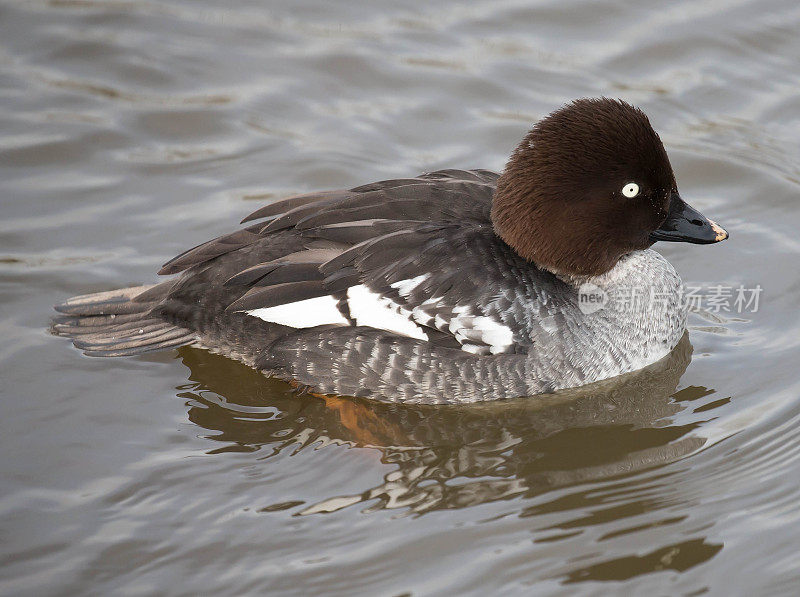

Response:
(247, 295), (348, 328)
(346, 284), (428, 340)
(446, 307), (514, 355)
(245, 274), (515, 353)
(390, 274), (428, 297)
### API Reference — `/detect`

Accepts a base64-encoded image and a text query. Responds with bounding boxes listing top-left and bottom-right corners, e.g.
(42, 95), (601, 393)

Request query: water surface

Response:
(2, 0), (800, 594)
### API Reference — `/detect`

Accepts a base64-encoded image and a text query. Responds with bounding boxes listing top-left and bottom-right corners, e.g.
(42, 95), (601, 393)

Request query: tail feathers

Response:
(54, 285), (156, 316)
(53, 283), (196, 357)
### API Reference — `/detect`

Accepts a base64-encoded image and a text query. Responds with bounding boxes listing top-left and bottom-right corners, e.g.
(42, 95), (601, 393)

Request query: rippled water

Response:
(2, 0), (800, 594)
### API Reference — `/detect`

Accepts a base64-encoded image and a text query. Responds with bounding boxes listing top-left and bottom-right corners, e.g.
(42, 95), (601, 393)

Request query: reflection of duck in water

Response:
(177, 334), (707, 514)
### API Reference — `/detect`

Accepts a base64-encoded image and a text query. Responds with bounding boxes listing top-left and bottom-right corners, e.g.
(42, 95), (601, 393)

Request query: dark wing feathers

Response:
(158, 223), (264, 275)
(227, 280), (330, 312)
(249, 262), (325, 287)
(417, 168), (499, 183)
(168, 171), (487, 281)
(349, 178), (431, 192)
(240, 189), (354, 223)
(259, 198), (352, 233)
(160, 169), (495, 277)
(61, 169), (523, 358)
(223, 261), (283, 287)
(225, 261), (322, 288)
(300, 219), (431, 244)
(160, 168), (524, 352)
(223, 248), (342, 287)
(261, 180), (493, 234)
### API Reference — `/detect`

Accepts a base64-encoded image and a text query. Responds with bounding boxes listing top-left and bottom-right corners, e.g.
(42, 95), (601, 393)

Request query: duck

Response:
(53, 98), (728, 404)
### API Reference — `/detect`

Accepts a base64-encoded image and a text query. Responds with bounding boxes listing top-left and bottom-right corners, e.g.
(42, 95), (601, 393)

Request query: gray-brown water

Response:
(2, 0), (800, 594)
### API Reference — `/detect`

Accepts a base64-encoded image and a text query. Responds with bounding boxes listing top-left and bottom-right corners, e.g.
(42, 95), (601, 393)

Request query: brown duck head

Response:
(491, 98), (728, 277)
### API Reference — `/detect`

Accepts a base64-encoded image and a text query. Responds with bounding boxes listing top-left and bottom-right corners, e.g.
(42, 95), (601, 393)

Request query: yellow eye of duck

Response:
(621, 182), (640, 198)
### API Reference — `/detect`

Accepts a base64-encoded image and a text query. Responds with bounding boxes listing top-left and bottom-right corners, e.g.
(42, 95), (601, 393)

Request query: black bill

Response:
(650, 192), (728, 244)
